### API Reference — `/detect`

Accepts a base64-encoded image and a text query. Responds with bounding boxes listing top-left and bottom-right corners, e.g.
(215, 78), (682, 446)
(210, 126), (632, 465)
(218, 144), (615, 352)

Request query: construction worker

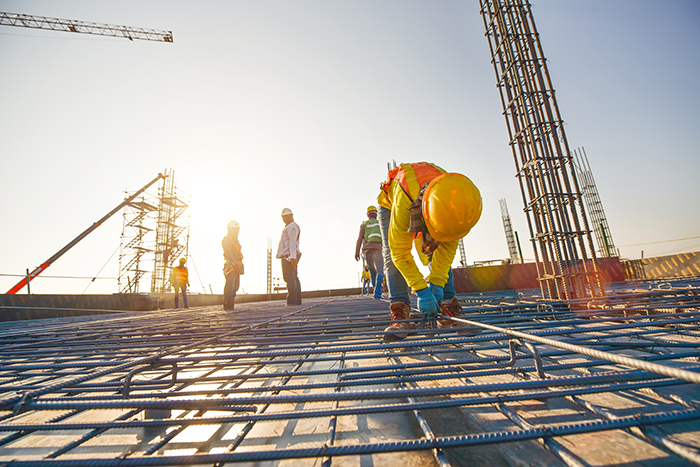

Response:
(171, 258), (190, 309)
(276, 208), (302, 306)
(361, 265), (371, 295)
(377, 162), (482, 340)
(222, 220), (244, 311)
(354, 205), (384, 299)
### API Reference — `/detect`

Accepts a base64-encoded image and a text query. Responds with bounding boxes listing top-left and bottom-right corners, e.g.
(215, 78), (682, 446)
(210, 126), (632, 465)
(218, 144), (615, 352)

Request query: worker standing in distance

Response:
(377, 162), (482, 340)
(354, 205), (384, 299)
(276, 208), (302, 306)
(361, 265), (371, 295)
(171, 258), (190, 309)
(222, 220), (244, 311)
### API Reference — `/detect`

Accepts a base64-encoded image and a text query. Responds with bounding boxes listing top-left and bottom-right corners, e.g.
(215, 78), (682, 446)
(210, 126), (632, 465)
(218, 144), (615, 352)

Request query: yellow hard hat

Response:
(366, 205), (377, 214)
(422, 173), (482, 242)
(179, 258), (186, 263)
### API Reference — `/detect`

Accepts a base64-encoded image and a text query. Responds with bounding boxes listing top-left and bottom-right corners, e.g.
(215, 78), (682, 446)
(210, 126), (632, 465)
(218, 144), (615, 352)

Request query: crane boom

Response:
(6, 173), (166, 295)
(0, 12), (173, 43)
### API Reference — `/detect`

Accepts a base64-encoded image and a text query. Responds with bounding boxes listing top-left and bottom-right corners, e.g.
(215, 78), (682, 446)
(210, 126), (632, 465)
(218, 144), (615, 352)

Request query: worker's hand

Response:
(355, 253), (360, 261)
(290, 258), (298, 267)
(416, 287), (439, 318)
(428, 284), (444, 304)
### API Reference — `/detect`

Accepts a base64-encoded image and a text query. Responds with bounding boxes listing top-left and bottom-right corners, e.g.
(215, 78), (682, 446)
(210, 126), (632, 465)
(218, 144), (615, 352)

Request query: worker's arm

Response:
(222, 237), (242, 264)
(388, 192), (429, 292)
(426, 240), (458, 287)
(355, 223), (365, 261)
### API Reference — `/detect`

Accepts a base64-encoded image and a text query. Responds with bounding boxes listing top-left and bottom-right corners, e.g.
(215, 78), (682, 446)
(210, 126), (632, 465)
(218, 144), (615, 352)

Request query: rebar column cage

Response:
(572, 147), (617, 258)
(118, 195), (158, 294)
(499, 198), (521, 264)
(480, 0), (604, 300)
(151, 169), (190, 294)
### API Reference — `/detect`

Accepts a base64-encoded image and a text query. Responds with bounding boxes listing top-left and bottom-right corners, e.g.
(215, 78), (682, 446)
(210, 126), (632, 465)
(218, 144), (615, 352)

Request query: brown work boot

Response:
(438, 297), (480, 335)
(383, 302), (417, 341)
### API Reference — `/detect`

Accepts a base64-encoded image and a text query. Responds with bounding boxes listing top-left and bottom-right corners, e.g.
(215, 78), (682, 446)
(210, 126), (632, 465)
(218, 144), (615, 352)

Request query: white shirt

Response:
(276, 221), (301, 260)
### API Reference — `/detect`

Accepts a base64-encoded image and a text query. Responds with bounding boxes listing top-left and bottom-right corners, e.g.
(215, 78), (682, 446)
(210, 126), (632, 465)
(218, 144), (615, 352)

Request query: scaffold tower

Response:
(117, 195), (158, 293)
(458, 239), (467, 267)
(151, 169), (190, 295)
(480, 0), (604, 299)
(573, 147), (617, 258)
(499, 198), (521, 264)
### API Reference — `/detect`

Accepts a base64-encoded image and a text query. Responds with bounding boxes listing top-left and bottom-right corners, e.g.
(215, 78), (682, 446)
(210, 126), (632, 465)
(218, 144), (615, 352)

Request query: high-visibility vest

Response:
(377, 162), (445, 208)
(172, 265), (188, 285)
(363, 218), (381, 243)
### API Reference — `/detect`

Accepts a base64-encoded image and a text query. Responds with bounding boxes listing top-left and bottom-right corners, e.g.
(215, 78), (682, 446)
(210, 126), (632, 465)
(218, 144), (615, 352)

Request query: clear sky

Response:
(1, 0), (699, 296)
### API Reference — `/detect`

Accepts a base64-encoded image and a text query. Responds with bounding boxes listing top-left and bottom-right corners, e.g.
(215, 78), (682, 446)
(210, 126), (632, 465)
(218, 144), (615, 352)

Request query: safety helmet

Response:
(227, 220), (240, 230)
(422, 173), (482, 242)
(281, 207), (293, 216)
(179, 258), (186, 263)
(366, 205), (377, 214)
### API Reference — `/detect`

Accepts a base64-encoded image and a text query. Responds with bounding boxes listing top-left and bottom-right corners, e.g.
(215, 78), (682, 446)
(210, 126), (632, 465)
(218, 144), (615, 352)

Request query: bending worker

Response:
(354, 205), (384, 299)
(377, 162), (482, 340)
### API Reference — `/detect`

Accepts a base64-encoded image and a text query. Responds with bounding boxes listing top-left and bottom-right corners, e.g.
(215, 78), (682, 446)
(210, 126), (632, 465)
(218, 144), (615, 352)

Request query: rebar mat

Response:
(0, 278), (698, 466)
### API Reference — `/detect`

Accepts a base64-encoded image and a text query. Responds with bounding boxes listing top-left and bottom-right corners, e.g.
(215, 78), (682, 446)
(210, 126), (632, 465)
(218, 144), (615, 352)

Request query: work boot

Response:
(383, 302), (417, 341)
(438, 297), (480, 335)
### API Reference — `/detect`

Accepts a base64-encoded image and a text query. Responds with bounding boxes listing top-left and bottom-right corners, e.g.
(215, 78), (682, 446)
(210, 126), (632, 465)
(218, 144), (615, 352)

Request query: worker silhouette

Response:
(276, 208), (302, 306)
(171, 258), (190, 309)
(222, 220), (244, 311)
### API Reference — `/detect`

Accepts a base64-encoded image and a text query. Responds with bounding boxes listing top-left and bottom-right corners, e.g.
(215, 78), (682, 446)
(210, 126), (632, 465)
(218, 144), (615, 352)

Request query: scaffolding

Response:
(458, 238), (468, 267)
(573, 147), (617, 258)
(267, 238), (273, 299)
(480, 0), (603, 300)
(151, 169), (190, 295)
(118, 196), (157, 293)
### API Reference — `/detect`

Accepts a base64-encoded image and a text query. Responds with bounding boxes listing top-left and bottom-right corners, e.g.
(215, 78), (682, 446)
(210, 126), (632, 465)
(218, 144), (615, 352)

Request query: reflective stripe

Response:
(364, 219), (381, 243)
(172, 266), (188, 284)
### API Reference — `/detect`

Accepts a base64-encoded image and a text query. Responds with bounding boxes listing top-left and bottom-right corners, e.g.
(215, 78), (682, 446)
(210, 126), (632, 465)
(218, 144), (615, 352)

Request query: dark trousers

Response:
(281, 259), (301, 305)
(223, 273), (240, 310)
(174, 284), (188, 308)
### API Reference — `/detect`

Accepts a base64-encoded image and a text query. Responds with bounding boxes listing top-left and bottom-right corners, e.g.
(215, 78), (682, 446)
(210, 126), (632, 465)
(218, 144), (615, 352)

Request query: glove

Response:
(428, 284), (444, 304)
(416, 287), (439, 318)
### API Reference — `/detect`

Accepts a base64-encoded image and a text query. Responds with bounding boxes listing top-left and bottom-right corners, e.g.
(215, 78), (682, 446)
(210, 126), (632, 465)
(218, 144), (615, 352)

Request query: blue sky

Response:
(1, 0), (699, 295)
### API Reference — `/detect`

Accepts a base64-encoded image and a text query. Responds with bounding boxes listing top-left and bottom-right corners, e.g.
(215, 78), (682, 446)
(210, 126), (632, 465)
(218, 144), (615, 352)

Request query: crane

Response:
(6, 173), (166, 295)
(0, 12), (173, 43)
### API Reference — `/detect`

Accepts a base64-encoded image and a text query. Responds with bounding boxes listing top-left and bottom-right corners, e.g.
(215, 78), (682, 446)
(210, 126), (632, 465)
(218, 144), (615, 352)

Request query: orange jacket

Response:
(376, 162), (459, 290)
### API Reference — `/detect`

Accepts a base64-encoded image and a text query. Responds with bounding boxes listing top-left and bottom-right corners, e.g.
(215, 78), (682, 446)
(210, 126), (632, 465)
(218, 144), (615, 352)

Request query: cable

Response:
(618, 235), (700, 248)
(0, 274), (118, 279)
(81, 245), (121, 295)
(187, 251), (207, 294)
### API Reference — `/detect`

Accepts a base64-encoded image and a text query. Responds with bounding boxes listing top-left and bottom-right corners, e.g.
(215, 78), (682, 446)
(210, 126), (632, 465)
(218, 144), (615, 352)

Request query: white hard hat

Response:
(227, 220), (240, 229)
(281, 207), (293, 216)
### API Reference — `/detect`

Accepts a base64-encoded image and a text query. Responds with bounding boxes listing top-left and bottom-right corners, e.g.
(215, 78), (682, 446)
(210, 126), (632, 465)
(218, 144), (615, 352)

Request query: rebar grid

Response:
(0, 279), (698, 466)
